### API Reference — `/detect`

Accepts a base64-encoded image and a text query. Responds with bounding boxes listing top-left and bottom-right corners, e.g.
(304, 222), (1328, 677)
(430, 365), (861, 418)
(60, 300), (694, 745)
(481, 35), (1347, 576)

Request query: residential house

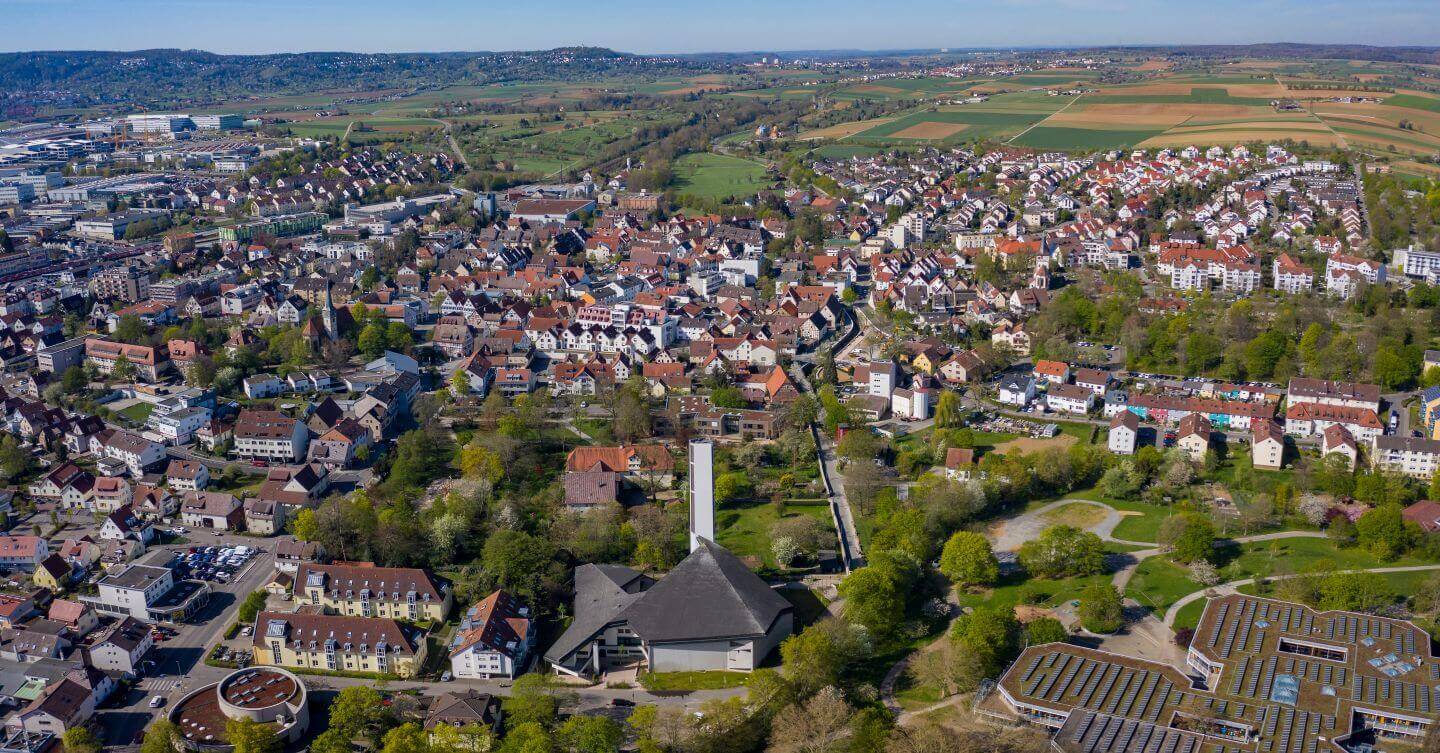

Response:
(1251, 419), (1285, 470)
(1108, 411), (1139, 455)
(449, 590), (534, 679)
(253, 611), (426, 677)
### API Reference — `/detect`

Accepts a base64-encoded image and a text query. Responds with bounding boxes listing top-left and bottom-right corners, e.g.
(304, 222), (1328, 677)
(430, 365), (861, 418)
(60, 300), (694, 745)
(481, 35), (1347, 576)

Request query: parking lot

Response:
(166, 538), (263, 585)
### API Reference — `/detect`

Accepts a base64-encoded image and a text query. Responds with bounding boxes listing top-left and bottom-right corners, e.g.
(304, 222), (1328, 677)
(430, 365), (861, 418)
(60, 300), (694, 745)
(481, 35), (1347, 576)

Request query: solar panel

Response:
(1209, 604), (1230, 648)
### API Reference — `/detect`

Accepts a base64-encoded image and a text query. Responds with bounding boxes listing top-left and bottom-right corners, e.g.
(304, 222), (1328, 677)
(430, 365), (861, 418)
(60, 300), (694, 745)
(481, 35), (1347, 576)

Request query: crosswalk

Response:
(141, 678), (182, 693)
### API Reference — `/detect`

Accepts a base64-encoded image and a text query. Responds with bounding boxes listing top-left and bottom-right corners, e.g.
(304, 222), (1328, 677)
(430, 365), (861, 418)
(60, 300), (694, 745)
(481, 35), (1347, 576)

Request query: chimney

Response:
(688, 439), (714, 552)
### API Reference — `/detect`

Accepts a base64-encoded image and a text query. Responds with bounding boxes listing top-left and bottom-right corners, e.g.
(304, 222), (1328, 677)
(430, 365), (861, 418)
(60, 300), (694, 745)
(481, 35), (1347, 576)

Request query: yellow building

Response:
(252, 611), (426, 678)
(295, 563), (452, 623)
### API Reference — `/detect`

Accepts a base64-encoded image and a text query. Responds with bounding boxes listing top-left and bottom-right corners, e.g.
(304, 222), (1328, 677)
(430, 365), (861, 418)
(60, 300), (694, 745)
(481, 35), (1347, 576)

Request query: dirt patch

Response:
(1052, 103), (1265, 128)
(888, 121), (970, 139)
(1014, 605), (1057, 623)
(662, 84), (728, 95)
(1130, 59), (1173, 72)
(993, 433), (1078, 455)
(1040, 502), (1110, 530)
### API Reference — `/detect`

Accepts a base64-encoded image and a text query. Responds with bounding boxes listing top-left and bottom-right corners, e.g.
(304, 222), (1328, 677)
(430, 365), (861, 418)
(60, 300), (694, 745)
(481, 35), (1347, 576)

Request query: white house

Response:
(449, 590), (534, 680)
(1108, 411), (1138, 455)
(998, 377), (1036, 407)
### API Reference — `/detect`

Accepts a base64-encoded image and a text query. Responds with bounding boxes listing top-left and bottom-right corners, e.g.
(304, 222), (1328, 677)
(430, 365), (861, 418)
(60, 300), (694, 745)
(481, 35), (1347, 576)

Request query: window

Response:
(271, 642), (282, 664)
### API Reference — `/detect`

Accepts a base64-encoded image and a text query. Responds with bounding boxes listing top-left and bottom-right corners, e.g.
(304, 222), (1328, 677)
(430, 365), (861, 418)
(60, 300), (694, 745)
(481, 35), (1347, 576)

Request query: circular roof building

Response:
(168, 667), (309, 750)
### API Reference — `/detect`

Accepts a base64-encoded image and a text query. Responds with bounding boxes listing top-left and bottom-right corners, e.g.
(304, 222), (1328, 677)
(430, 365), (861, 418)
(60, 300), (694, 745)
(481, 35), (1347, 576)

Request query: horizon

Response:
(3, 0), (1437, 56)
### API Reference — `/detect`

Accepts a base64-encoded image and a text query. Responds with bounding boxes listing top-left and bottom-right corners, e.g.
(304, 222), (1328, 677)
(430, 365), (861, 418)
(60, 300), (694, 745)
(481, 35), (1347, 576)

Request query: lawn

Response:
(118, 402), (154, 424)
(638, 670), (751, 691)
(1041, 502), (1110, 530)
(671, 153), (772, 200)
(1058, 488), (1176, 543)
(715, 498), (834, 570)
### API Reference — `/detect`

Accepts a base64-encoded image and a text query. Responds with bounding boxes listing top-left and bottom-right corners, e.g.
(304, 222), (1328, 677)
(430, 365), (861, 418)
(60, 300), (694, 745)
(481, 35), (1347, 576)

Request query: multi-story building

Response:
(1373, 435), (1440, 479)
(88, 266), (151, 303)
(232, 410), (309, 463)
(1287, 378), (1382, 413)
(1271, 252), (1314, 293)
(252, 611), (426, 677)
(449, 590), (533, 679)
(1393, 243), (1440, 279)
(85, 338), (166, 382)
(81, 564), (209, 622)
(984, 592), (1440, 750)
(295, 563), (451, 623)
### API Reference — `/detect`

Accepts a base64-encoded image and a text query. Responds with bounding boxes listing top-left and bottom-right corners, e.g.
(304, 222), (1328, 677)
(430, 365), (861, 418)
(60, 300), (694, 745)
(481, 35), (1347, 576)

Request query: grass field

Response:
(671, 153), (772, 200)
(715, 496), (833, 569)
(1013, 126), (1167, 150)
(852, 109), (1049, 143)
(1383, 93), (1440, 113)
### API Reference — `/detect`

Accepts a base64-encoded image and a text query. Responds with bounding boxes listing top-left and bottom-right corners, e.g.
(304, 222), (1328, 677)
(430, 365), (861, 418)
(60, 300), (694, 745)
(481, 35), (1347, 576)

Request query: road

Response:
(791, 305), (866, 571)
(96, 533), (279, 746)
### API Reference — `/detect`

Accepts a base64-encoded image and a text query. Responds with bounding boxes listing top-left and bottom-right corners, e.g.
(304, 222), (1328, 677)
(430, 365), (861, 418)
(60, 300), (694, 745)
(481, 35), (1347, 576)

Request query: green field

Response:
(1383, 94), (1440, 113)
(715, 496), (833, 569)
(671, 152), (772, 200)
(1084, 88), (1275, 106)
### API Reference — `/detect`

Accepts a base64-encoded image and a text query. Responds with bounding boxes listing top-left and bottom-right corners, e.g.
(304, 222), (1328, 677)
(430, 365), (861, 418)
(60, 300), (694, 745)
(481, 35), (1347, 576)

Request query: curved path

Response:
(1161, 564), (1440, 628)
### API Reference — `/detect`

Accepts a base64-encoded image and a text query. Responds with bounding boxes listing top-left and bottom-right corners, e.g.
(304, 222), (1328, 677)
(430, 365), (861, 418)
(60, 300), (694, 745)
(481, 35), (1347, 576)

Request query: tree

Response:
(557, 716), (622, 753)
(110, 354), (136, 382)
(1158, 512), (1216, 564)
(504, 675), (558, 730)
(714, 471), (753, 503)
(767, 687), (855, 753)
(460, 442), (505, 485)
(1079, 584), (1124, 634)
(933, 390), (964, 429)
(482, 530), (558, 603)
(61, 366), (88, 394)
(329, 686), (391, 745)
(289, 507), (320, 541)
(612, 387), (652, 442)
(380, 723), (432, 753)
(140, 720), (182, 753)
(949, 606), (1021, 690)
(237, 589), (268, 623)
(227, 718), (282, 753)
(938, 531), (999, 588)
(62, 728), (102, 753)
(1356, 503), (1418, 560)
(710, 386), (747, 409)
(1025, 617), (1068, 646)
(1318, 571), (1396, 612)
(1189, 560), (1220, 586)
(779, 617), (872, 695)
(358, 321), (389, 358)
(113, 313), (146, 344)
(1018, 525), (1105, 579)
(0, 434), (34, 482)
(838, 566), (905, 640)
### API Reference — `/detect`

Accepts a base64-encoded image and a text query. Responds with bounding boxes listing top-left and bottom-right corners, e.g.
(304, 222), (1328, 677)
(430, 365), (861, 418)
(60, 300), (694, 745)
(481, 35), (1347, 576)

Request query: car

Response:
(611, 698), (635, 707)
(440, 671), (452, 682)
(149, 696), (166, 708)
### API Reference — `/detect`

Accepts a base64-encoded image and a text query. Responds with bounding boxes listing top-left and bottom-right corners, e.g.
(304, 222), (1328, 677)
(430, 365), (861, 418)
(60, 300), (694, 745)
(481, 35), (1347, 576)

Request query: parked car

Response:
(149, 696), (166, 708)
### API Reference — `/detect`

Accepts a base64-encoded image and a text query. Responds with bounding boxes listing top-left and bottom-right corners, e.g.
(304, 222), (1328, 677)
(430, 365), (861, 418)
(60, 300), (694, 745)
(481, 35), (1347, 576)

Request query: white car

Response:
(149, 696), (166, 708)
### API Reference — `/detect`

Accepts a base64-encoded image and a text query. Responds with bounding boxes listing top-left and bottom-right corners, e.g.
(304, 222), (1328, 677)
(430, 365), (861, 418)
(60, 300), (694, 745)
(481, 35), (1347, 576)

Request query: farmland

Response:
(671, 153), (773, 200)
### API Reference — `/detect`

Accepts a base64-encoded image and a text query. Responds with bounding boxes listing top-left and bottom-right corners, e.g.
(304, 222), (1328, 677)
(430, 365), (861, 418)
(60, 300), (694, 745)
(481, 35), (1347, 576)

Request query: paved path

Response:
(1161, 564), (1440, 628)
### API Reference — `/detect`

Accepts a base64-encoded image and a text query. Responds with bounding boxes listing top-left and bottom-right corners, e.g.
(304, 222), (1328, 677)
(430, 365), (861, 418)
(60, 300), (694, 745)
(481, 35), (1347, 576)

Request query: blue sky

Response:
(1, 0), (1435, 54)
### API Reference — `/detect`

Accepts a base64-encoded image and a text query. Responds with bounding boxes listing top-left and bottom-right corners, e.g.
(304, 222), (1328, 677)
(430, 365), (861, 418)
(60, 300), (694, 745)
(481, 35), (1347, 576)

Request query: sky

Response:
(0, 0), (1436, 54)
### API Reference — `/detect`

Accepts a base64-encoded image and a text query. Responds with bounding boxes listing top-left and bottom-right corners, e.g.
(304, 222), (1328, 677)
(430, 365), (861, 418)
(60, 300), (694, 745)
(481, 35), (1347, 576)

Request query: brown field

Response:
(661, 84), (728, 95)
(1355, 74), (1387, 83)
(1055, 103), (1269, 128)
(994, 434), (1077, 455)
(1223, 60), (1292, 70)
(888, 121), (970, 139)
(1140, 129), (1342, 148)
(800, 117), (897, 140)
(1094, 81), (1287, 98)
(1393, 160), (1440, 177)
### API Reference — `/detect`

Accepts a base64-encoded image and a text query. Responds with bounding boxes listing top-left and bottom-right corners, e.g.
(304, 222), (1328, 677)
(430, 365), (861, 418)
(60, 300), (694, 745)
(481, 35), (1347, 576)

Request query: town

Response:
(0, 34), (1439, 753)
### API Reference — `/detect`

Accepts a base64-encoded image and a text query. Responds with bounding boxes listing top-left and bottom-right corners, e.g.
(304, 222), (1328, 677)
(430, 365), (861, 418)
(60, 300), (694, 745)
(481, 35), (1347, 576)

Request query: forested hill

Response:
(0, 47), (715, 106)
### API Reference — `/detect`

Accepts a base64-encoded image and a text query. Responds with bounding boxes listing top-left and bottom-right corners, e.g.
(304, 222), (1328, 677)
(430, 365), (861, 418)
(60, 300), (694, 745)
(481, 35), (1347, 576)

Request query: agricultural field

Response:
(845, 92), (1072, 143)
(671, 152), (773, 200)
(282, 115), (441, 141)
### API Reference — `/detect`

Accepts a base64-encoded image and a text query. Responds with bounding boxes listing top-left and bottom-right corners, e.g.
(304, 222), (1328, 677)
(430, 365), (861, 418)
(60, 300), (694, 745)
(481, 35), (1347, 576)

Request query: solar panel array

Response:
(1018, 650), (1184, 725)
(1059, 709), (1226, 753)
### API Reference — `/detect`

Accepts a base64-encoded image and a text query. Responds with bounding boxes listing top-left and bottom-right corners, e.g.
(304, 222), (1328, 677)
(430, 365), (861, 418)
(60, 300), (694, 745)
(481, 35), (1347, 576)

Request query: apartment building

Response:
(85, 338), (167, 382)
(232, 410), (309, 463)
(253, 611), (426, 678)
(1372, 435), (1440, 480)
(295, 563), (451, 623)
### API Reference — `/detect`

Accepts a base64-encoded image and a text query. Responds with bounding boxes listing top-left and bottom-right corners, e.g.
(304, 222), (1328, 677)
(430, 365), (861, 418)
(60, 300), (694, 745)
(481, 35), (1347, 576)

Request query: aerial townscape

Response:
(4, 9), (1440, 753)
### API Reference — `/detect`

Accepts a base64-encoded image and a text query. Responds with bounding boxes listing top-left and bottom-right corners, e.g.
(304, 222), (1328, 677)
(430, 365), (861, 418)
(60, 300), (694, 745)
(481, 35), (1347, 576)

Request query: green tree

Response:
(380, 723), (431, 753)
(62, 728), (102, 753)
(1356, 503), (1418, 560)
(328, 686), (391, 745)
(113, 313), (146, 344)
(226, 718), (282, 753)
(0, 434), (34, 482)
(714, 471), (753, 503)
(140, 720), (182, 753)
(949, 606), (1021, 687)
(1158, 512), (1216, 564)
(1025, 616), (1069, 645)
(933, 390), (964, 429)
(837, 565), (905, 640)
(557, 716), (622, 753)
(938, 531), (999, 588)
(61, 366), (88, 393)
(778, 617), (872, 695)
(237, 590), (268, 623)
(1079, 583), (1124, 634)
(110, 354), (136, 382)
(503, 675), (559, 730)
(358, 321), (389, 358)
(482, 530), (558, 603)
(710, 386), (747, 409)
(1318, 571), (1396, 612)
(288, 507), (320, 541)
(1018, 525), (1105, 579)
